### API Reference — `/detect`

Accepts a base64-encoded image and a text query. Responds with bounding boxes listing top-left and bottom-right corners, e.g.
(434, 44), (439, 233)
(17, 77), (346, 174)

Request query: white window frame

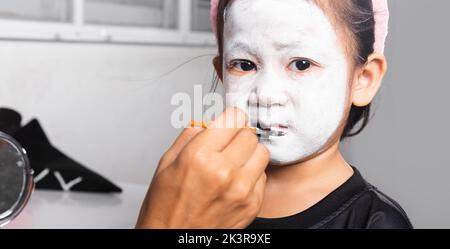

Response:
(0, 0), (216, 46)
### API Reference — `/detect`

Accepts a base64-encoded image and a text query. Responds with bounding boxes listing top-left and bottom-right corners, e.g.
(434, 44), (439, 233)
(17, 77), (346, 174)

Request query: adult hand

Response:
(136, 107), (270, 228)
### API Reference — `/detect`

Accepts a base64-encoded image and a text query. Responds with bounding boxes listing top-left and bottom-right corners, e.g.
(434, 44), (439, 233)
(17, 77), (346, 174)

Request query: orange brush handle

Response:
(190, 120), (210, 128)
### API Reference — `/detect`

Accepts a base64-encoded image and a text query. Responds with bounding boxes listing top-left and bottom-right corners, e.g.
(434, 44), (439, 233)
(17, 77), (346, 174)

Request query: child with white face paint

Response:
(210, 0), (413, 228)
(221, 0), (349, 164)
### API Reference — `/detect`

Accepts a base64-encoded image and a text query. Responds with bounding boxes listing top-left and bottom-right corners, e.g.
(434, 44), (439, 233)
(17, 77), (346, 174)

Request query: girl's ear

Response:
(213, 56), (224, 83)
(351, 54), (387, 107)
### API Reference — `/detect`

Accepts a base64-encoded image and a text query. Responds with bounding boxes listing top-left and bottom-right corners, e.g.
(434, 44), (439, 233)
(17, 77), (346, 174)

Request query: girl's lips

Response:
(271, 124), (289, 130)
(257, 121), (290, 130)
(255, 122), (289, 138)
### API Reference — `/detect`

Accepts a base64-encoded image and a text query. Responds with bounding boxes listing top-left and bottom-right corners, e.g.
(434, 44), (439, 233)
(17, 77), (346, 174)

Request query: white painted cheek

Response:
(296, 64), (348, 138)
(223, 72), (254, 115)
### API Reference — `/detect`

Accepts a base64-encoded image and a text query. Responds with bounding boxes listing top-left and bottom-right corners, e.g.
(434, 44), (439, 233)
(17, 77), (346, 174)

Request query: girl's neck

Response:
(258, 141), (354, 218)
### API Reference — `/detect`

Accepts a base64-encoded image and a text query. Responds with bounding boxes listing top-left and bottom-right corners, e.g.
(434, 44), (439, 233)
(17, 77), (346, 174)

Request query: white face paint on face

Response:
(222, 0), (350, 165)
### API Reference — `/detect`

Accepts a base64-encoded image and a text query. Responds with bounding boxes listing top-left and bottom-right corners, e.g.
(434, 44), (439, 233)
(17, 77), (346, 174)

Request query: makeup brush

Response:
(254, 128), (286, 137)
(189, 121), (285, 137)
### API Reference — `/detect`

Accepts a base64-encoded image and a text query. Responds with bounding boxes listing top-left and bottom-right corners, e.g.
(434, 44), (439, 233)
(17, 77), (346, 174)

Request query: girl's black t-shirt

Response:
(246, 167), (413, 229)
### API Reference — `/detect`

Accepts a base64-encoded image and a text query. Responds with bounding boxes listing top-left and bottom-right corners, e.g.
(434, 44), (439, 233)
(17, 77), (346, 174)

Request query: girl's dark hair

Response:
(213, 0), (376, 140)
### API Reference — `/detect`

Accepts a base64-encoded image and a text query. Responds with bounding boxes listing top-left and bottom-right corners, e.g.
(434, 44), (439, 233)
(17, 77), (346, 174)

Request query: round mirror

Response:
(0, 131), (33, 227)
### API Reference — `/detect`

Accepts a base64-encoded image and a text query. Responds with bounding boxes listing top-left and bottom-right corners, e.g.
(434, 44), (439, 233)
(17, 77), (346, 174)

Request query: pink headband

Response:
(210, 0), (389, 54)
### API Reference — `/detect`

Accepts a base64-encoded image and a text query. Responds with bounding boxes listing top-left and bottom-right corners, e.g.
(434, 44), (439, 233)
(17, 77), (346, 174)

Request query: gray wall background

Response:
(341, 0), (450, 228)
(0, 0), (448, 228)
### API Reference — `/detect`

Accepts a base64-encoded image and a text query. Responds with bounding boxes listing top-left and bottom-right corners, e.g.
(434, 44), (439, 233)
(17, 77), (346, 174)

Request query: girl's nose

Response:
(250, 72), (289, 108)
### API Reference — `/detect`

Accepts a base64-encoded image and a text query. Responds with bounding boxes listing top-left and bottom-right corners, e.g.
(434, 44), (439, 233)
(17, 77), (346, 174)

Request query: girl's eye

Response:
(230, 60), (257, 72)
(289, 59), (312, 72)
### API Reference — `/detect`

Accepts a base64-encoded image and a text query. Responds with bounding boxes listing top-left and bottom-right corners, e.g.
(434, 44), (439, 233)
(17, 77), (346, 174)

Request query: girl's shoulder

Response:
(356, 183), (414, 229)
(315, 167), (413, 229)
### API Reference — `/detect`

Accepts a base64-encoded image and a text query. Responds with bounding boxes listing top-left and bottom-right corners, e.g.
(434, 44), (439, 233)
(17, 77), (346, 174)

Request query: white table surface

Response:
(4, 182), (148, 229)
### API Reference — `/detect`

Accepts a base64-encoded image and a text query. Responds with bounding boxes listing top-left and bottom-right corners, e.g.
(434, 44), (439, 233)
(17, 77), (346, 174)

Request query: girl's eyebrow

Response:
(273, 40), (304, 51)
(226, 41), (259, 57)
(226, 40), (305, 55)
